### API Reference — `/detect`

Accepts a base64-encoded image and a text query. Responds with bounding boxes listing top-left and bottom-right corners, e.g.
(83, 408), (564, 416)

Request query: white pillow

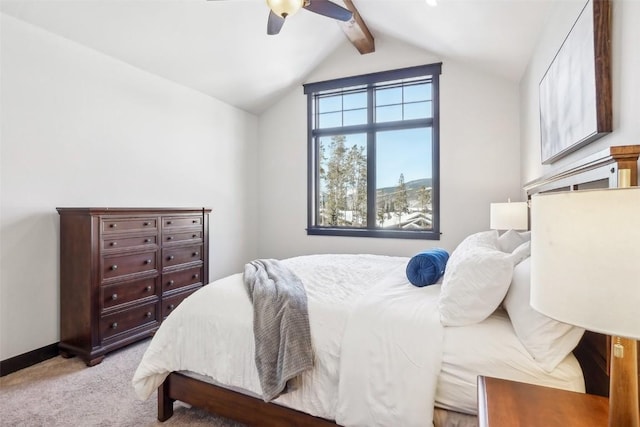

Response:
(507, 241), (531, 266)
(503, 257), (585, 372)
(439, 236), (514, 326)
(497, 229), (531, 253)
(519, 230), (531, 241)
(459, 229), (499, 249)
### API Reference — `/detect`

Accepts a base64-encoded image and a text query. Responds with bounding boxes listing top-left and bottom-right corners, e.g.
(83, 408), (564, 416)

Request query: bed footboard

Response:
(158, 372), (336, 426)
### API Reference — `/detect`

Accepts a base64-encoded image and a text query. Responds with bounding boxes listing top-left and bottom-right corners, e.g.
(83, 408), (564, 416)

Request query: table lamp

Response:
(490, 199), (528, 230)
(530, 187), (640, 427)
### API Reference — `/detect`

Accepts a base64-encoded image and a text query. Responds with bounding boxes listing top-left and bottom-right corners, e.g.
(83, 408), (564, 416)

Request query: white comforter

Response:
(336, 271), (442, 426)
(132, 254), (443, 426)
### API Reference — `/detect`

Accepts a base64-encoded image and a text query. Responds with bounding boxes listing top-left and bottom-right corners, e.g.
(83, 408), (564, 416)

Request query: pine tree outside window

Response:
(304, 63), (442, 239)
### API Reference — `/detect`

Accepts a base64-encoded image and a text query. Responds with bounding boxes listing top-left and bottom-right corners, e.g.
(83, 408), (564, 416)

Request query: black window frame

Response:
(303, 63), (442, 240)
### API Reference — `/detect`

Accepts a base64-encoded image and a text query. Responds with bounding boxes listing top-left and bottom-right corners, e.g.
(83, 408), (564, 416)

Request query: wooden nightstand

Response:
(477, 376), (609, 426)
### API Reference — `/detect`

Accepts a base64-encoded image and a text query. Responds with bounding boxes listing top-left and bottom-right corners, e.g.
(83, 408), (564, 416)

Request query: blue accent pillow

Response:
(406, 248), (449, 287)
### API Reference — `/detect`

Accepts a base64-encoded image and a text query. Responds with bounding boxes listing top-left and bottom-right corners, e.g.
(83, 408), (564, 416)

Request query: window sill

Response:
(306, 227), (440, 240)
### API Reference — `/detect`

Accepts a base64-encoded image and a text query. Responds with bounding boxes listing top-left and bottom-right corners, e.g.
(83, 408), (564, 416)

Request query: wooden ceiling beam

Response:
(339, 0), (375, 55)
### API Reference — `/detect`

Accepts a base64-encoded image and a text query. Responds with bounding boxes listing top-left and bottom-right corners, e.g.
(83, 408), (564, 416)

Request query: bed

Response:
(132, 144), (640, 426)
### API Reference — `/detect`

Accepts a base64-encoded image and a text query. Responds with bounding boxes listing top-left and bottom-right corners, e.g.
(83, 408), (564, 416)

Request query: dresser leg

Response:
(58, 349), (74, 359)
(85, 355), (105, 367)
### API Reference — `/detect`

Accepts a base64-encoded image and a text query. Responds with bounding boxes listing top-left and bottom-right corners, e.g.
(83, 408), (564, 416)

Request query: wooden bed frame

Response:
(157, 144), (640, 426)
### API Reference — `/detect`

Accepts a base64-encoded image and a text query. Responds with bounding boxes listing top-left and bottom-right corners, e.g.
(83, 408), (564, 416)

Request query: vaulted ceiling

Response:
(0, 0), (562, 114)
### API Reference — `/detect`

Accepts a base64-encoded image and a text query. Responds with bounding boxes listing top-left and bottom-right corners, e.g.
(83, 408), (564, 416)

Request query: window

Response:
(304, 63), (442, 239)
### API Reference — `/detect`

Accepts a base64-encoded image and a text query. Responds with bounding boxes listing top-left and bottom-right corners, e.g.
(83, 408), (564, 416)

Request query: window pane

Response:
(318, 134), (367, 228)
(376, 105), (402, 123)
(318, 112), (342, 129)
(375, 86), (402, 106)
(404, 83), (431, 103)
(318, 95), (342, 113)
(344, 108), (367, 126)
(404, 101), (431, 120)
(375, 128), (433, 230)
(343, 91), (367, 110)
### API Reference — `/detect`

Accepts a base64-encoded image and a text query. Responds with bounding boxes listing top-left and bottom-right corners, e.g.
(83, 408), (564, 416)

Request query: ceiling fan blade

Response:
(304, 0), (353, 22)
(267, 10), (286, 35)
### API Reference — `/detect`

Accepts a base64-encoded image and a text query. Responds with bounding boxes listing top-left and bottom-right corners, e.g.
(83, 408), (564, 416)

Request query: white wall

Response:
(0, 14), (259, 360)
(520, 0), (640, 185)
(257, 36), (522, 260)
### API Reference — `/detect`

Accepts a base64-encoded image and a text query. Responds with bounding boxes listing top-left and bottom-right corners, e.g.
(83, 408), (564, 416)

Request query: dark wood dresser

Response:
(56, 207), (211, 366)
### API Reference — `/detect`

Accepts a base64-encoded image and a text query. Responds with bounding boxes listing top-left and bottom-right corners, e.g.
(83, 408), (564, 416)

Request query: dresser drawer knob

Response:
(144, 259), (152, 265)
(168, 255), (174, 261)
(192, 219), (198, 223)
(145, 312), (152, 318)
(167, 221), (173, 225)
(111, 265), (118, 271)
(144, 238), (151, 243)
(167, 280), (174, 287)
(143, 222), (150, 226)
(111, 294), (118, 301)
(168, 304), (175, 310)
(193, 274), (199, 279)
(167, 236), (173, 240)
(111, 322), (118, 329)
(192, 252), (199, 257)
(110, 223), (117, 228)
(192, 234), (197, 238)
(145, 286), (152, 292)
(110, 242), (117, 247)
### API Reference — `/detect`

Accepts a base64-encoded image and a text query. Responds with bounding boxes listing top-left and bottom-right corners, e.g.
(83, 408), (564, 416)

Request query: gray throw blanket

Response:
(243, 259), (314, 402)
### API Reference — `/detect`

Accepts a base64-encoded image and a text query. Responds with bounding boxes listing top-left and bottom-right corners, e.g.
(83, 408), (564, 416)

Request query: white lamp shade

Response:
(530, 187), (640, 340)
(490, 202), (528, 230)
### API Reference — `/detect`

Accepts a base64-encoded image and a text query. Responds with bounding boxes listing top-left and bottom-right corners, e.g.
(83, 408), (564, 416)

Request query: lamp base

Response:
(609, 336), (639, 427)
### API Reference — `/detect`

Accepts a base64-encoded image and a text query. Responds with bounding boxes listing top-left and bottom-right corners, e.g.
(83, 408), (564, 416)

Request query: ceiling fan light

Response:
(266, 0), (304, 18)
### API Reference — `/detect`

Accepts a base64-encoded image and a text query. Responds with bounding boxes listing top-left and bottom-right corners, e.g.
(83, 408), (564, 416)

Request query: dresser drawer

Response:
(162, 266), (203, 294)
(100, 302), (158, 340)
(103, 235), (157, 251)
(162, 230), (203, 245)
(101, 277), (157, 311)
(103, 251), (157, 280)
(102, 218), (158, 234)
(162, 216), (202, 229)
(163, 244), (202, 269)
(162, 288), (199, 319)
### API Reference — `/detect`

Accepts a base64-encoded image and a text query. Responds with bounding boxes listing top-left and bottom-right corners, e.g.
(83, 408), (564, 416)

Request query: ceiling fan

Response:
(209, 0), (354, 35)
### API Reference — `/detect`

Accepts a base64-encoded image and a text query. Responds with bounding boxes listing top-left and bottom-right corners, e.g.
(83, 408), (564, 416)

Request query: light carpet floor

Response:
(0, 339), (244, 427)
